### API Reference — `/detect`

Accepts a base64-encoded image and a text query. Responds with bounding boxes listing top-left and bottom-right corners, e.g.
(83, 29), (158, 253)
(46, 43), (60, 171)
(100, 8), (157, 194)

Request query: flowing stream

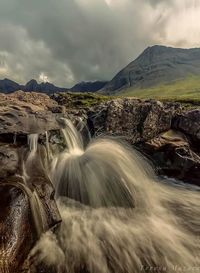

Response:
(22, 134), (48, 236)
(28, 119), (199, 273)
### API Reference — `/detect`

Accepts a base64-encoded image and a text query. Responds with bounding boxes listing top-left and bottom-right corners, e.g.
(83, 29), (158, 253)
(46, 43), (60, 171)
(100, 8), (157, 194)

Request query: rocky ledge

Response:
(1, 91), (200, 186)
(51, 93), (200, 186)
(87, 97), (200, 186)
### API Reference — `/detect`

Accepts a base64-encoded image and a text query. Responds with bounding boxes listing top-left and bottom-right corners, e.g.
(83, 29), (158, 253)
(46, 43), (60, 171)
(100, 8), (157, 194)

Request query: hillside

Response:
(2, 45), (200, 98)
(102, 45), (200, 94)
(71, 81), (108, 92)
(120, 76), (200, 103)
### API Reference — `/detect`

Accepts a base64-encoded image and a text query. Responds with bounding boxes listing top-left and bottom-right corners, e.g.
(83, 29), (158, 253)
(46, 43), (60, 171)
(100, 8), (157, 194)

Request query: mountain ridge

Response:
(0, 78), (69, 94)
(1, 45), (200, 95)
(101, 45), (200, 94)
(0, 78), (107, 94)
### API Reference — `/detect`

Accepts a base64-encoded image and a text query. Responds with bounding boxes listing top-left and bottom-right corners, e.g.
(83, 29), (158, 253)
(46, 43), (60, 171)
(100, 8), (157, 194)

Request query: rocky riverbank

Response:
(1, 91), (200, 186)
(0, 90), (200, 272)
(53, 93), (200, 186)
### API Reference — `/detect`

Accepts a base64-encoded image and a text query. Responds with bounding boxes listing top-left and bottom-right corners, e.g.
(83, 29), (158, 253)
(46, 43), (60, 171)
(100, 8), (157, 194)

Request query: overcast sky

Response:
(0, 0), (200, 87)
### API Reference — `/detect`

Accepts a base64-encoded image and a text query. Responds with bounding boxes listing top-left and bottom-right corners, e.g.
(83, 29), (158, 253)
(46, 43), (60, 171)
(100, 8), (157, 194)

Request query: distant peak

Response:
(26, 79), (38, 85)
(144, 45), (167, 52)
(3, 78), (18, 83)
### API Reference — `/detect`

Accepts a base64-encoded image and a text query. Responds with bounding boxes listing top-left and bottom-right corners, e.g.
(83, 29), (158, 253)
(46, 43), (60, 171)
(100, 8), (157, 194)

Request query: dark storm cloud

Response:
(0, 0), (199, 86)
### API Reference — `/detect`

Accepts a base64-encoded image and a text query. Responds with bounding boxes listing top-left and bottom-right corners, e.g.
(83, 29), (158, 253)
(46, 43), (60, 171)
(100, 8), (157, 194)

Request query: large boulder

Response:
(172, 109), (200, 142)
(0, 91), (61, 135)
(89, 98), (182, 143)
(0, 183), (36, 272)
(140, 130), (200, 186)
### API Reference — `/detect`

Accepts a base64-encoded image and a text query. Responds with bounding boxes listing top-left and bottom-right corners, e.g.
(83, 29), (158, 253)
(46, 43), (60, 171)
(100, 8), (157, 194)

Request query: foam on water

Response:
(30, 119), (200, 273)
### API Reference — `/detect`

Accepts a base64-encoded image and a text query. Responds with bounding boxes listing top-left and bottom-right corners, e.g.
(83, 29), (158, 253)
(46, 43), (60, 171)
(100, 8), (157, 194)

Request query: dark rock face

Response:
(141, 130), (200, 186)
(102, 45), (200, 94)
(89, 98), (182, 143)
(172, 109), (200, 143)
(0, 183), (36, 272)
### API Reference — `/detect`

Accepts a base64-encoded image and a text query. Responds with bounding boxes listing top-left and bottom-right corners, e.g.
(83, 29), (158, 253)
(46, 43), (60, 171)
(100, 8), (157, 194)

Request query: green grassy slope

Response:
(52, 92), (114, 108)
(120, 76), (200, 103)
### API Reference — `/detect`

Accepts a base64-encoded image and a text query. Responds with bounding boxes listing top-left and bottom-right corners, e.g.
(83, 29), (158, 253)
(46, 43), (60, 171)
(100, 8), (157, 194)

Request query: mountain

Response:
(102, 45), (200, 94)
(71, 81), (108, 92)
(2, 45), (200, 96)
(0, 79), (68, 94)
(24, 79), (68, 93)
(0, 79), (108, 94)
(0, 78), (21, 93)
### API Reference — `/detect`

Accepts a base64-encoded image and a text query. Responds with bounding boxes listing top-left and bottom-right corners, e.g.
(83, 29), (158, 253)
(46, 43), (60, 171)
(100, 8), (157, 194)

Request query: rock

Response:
(88, 99), (200, 186)
(140, 130), (200, 186)
(172, 109), (200, 142)
(89, 98), (182, 143)
(0, 144), (61, 272)
(0, 91), (62, 272)
(51, 93), (75, 109)
(0, 91), (61, 135)
(0, 90), (58, 110)
(0, 144), (19, 178)
(0, 183), (37, 272)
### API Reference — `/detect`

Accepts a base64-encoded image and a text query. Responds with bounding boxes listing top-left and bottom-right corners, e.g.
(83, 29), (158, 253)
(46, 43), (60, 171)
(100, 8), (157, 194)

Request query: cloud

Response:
(0, 0), (199, 87)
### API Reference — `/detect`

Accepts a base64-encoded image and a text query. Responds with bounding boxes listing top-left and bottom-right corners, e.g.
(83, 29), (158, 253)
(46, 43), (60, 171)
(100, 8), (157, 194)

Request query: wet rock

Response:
(0, 91), (63, 272)
(89, 98), (182, 143)
(172, 109), (200, 143)
(0, 144), (19, 178)
(88, 99), (200, 186)
(0, 182), (36, 273)
(141, 130), (200, 186)
(0, 91), (61, 135)
(0, 144), (61, 273)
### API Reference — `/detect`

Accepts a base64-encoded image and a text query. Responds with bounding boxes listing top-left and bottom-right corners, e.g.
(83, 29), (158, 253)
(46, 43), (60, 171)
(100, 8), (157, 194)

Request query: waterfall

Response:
(50, 119), (136, 207)
(21, 133), (48, 237)
(29, 119), (200, 273)
(27, 134), (39, 161)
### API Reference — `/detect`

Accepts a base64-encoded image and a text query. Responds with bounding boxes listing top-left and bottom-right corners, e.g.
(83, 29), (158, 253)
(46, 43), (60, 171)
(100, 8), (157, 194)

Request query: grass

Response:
(54, 76), (200, 108)
(54, 92), (113, 108)
(120, 76), (200, 105)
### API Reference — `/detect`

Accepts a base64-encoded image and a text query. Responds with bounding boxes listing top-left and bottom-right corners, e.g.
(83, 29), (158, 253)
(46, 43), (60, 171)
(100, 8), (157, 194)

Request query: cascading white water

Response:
(31, 119), (200, 273)
(50, 119), (136, 207)
(27, 134), (39, 160)
(22, 133), (48, 236)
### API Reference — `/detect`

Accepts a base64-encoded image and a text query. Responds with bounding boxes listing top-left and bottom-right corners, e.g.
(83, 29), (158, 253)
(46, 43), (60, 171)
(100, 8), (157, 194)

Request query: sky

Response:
(0, 0), (200, 87)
